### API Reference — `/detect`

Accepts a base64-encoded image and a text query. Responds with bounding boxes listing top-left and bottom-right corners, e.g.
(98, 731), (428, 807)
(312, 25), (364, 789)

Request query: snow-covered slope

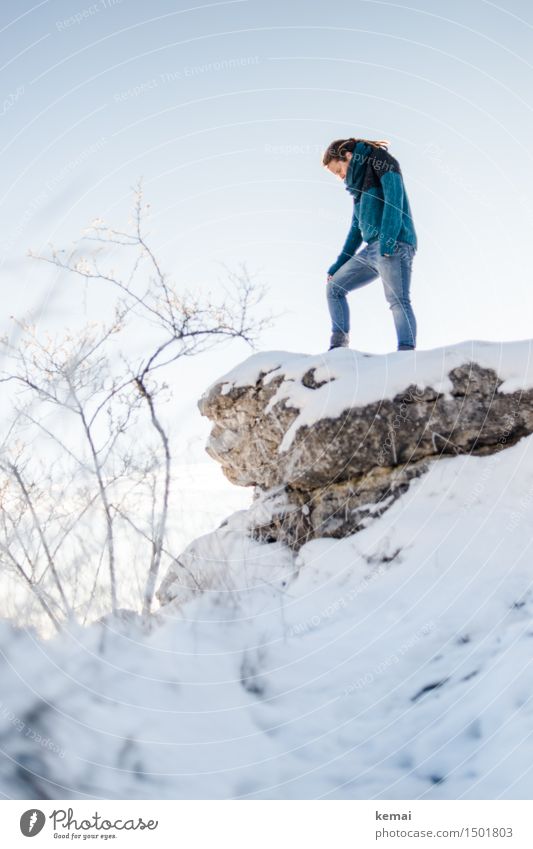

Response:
(2, 433), (533, 799)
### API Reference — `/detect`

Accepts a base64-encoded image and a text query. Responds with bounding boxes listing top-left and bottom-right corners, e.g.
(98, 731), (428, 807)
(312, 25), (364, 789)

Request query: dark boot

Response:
(329, 331), (350, 350)
(398, 344), (415, 351)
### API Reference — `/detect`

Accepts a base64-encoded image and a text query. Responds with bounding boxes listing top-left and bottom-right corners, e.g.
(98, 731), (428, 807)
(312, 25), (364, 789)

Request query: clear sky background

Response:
(1, 0), (533, 484)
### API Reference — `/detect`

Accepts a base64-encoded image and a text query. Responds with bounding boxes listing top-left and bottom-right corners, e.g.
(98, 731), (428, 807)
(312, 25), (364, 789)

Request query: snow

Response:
(213, 350), (307, 394)
(2, 433), (533, 799)
(205, 339), (533, 452)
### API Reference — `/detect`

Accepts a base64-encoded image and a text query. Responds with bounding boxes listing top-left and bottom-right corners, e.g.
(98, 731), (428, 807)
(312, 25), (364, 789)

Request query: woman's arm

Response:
(378, 170), (405, 256)
(327, 202), (363, 276)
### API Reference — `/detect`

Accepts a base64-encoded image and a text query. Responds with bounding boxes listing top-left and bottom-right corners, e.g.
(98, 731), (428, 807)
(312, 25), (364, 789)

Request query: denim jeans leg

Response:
(326, 248), (380, 335)
(376, 244), (417, 349)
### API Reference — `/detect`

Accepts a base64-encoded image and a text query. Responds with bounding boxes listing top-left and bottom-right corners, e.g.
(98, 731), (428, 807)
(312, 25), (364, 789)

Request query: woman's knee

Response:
(383, 287), (412, 308)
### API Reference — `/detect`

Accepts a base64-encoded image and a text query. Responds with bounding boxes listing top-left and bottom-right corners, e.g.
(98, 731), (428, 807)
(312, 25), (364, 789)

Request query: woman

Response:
(323, 137), (418, 351)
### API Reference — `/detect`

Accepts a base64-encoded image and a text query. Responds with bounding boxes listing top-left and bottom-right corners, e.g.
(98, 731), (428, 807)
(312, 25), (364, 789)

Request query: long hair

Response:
(322, 137), (390, 166)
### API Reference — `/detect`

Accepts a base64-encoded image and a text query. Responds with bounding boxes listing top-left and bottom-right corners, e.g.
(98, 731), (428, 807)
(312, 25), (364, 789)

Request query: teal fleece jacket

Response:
(328, 142), (417, 276)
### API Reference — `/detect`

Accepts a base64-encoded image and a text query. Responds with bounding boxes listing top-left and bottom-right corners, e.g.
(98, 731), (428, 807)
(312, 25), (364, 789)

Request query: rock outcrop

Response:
(157, 340), (533, 603)
(199, 341), (533, 546)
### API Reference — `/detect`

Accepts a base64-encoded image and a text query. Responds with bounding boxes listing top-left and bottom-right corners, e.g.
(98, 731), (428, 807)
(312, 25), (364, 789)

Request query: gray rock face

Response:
(248, 460), (430, 549)
(201, 364), (533, 491)
(196, 352), (533, 549)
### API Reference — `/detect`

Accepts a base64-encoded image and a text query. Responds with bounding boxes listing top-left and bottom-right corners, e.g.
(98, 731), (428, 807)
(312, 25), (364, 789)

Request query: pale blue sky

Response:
(2, 0), (533, 454)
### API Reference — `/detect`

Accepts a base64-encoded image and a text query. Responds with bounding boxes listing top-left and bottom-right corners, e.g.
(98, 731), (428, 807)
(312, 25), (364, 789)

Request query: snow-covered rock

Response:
(192, 340), (533, 550)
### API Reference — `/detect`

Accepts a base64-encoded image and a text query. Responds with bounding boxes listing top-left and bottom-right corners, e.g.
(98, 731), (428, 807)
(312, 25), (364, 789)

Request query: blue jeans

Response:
(326, 239), (417, 349)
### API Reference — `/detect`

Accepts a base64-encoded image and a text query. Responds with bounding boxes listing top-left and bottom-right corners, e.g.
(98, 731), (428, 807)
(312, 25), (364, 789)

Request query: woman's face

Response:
(326, 151), (352, 180)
